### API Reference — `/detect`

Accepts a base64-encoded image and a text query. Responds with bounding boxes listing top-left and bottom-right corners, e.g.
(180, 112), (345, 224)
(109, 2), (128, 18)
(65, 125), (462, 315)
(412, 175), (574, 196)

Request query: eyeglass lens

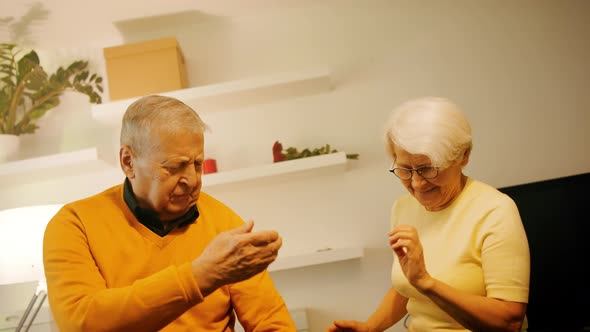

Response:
(392, 166), (437, 179)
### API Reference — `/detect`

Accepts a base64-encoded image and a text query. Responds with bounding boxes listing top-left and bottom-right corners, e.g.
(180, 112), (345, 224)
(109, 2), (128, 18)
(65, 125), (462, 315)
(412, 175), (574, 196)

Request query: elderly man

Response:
(43, 95), (295, 331)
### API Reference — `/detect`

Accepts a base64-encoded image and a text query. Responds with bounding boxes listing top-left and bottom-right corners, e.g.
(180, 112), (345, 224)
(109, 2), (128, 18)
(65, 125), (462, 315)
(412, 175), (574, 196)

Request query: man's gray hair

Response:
(120, 95), (208, 157)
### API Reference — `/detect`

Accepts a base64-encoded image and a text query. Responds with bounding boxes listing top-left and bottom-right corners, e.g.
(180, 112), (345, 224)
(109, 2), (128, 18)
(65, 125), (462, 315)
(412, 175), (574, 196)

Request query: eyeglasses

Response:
(389, 164), (439, 180)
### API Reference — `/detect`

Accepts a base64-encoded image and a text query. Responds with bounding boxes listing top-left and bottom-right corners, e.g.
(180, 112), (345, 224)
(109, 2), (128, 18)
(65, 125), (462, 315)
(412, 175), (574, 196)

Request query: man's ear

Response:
(120, 145), (135, 179)
(460, 147), (472, 168)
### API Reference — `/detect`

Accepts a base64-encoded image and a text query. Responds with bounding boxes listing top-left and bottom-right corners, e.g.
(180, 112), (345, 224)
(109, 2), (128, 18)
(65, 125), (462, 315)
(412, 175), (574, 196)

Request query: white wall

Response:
(1, 1), (590, 331)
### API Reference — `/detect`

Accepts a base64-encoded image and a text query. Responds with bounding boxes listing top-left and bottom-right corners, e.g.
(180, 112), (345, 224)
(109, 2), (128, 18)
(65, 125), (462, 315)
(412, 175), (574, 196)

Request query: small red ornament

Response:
(203, 159), (218, 174)
(272, 141), (286, 162)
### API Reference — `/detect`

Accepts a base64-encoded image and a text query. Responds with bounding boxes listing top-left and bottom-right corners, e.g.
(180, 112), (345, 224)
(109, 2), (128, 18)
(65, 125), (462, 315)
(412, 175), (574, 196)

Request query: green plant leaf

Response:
(16, 122), (38, 134)
(0, 91), (9, 126)
(1, 76), (14, 87)
(278, 142), (360, 161)
(0, 63), (14, 71)
(1, 44), (103, 135)
(27, 96), (59, 119)
(17, 50), (39, 79)
(23, 65), (48, 90)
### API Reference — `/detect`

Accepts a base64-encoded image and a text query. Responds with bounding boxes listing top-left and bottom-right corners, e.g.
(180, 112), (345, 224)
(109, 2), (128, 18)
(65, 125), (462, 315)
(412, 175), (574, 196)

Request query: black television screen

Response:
(499, 172), (590, 332)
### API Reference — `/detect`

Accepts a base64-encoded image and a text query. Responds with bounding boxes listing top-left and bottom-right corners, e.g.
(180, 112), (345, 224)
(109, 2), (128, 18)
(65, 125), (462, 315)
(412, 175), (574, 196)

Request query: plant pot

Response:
(0, 134), (20, 162)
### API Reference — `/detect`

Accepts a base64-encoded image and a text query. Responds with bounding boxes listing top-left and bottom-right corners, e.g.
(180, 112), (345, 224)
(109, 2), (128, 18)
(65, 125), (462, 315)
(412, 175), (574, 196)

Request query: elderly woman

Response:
(328, 97), (530, 332)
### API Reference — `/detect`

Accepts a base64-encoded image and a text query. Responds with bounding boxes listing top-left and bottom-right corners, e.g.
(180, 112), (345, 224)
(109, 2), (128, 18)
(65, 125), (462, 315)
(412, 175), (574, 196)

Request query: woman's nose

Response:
(411, 172), (429, 188)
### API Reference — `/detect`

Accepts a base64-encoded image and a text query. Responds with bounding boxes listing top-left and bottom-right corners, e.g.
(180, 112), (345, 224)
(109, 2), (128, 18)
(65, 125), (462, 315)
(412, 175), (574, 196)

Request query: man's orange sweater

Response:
(43, 184), (295, 332)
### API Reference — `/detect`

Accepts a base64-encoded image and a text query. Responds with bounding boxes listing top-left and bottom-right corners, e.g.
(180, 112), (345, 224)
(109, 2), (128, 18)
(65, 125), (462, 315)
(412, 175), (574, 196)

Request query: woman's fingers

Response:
(390, 238), (411, 249)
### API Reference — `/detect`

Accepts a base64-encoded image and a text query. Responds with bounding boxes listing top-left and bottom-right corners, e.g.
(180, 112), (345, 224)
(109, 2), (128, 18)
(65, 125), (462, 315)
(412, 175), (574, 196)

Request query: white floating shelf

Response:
(0, 151), (349, 190)
(0, 148), (113, 187)
(91, 67), (332, 126)
(202, 152), (347, 188)
(269, 246), (364, 272)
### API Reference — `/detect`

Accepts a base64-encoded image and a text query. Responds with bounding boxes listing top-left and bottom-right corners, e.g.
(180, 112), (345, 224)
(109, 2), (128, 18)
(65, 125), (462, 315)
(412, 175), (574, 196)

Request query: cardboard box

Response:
(103, 37), (188, 101)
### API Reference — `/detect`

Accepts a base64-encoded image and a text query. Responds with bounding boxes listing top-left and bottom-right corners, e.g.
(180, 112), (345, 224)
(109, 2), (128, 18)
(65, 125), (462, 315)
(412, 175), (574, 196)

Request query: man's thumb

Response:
(230, 220), (254, 234)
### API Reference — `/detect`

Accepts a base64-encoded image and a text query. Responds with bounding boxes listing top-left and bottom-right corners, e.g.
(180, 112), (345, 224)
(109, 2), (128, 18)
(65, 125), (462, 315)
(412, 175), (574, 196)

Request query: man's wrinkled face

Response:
(128, 129), (204, 222)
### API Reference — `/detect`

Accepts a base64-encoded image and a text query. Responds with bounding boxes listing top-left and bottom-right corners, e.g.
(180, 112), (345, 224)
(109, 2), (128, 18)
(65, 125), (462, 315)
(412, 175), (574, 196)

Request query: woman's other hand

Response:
(326, 320), (371, 332)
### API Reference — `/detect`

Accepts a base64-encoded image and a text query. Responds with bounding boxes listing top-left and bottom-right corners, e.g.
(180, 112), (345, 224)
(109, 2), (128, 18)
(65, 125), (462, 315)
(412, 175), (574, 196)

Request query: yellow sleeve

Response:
(229, 270), (296, 331)
(480, 195), (530, 303)
(43, 207), (203, 332)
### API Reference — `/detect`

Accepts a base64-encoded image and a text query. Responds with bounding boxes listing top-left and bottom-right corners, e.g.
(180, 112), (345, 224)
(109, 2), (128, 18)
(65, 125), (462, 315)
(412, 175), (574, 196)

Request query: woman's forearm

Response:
(365, 287), (409, 332)
(418, 277), (526, 332)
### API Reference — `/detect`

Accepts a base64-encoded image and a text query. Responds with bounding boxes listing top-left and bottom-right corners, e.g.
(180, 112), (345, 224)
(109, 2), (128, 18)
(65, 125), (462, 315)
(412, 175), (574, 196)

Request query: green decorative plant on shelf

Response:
(272, 140), (359, 162)
(0, 43), (103, 135)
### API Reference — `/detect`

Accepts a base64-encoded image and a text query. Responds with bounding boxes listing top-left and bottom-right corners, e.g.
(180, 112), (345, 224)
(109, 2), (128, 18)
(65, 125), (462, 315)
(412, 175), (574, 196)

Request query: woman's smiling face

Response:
(393, 145), (468, 211)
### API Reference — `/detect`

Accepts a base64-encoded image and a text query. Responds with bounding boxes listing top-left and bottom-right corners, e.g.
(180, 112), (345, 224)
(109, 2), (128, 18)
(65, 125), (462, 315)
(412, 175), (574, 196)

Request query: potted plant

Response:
(0, 43), (103, 160)
(272, 141), (359, 162)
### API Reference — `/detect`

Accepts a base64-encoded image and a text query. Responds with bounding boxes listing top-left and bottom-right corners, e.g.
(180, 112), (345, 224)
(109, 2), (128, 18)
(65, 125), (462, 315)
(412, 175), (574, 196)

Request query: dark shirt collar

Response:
(123, 178), (198, 237)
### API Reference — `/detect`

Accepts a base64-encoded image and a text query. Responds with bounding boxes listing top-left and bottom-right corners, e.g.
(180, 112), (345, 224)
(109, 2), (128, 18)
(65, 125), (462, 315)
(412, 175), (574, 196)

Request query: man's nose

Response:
(180, 164), (200, 186)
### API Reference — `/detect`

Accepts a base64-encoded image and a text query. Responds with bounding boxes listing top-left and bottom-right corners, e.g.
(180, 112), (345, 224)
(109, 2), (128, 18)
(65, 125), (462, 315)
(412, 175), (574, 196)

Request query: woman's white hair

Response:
(384, 97), (472, 168)
(120, 95), (208, 157)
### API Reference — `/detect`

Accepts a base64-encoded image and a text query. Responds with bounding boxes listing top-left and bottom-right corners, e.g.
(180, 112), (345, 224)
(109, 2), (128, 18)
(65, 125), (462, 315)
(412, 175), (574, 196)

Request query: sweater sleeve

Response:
(479, 195), (530, 303)
(43, 207), (204, 332)
(229, 270), (296, 331)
